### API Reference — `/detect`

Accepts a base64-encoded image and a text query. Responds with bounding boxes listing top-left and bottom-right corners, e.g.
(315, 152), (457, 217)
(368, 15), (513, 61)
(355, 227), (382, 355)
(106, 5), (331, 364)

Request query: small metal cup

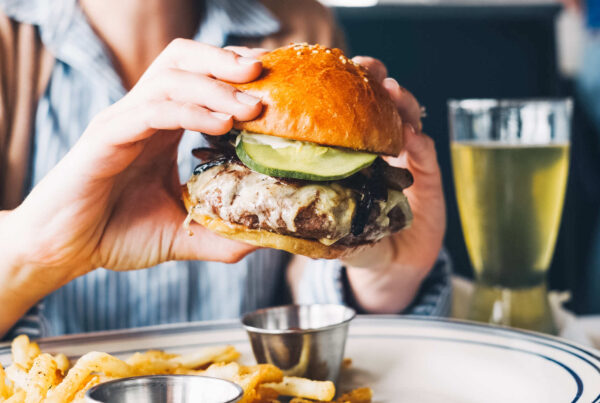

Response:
(241, 304), (356, 384)
(85, 375), (243, 403)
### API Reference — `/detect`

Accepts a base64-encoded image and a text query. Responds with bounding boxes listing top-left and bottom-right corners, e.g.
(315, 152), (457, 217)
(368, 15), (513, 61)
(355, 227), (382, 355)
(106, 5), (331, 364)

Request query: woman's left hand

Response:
(340, 56), (446, 313)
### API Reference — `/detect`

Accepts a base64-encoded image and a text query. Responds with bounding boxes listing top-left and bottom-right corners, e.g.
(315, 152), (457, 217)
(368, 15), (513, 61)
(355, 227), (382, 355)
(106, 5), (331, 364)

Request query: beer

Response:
(451, 142), (570, 288)
(452, 142), (569, 333)
(448, 98), (572, 333)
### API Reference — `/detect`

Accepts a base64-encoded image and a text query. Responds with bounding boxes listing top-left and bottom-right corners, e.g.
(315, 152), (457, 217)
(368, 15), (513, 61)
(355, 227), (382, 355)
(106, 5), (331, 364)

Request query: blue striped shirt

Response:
(1, 0), (451, 339)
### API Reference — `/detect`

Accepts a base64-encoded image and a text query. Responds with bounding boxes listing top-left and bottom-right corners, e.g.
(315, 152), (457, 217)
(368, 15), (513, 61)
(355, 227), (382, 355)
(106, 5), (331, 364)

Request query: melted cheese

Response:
(188, 164), (356, 243)
(188, 164), (411, 245)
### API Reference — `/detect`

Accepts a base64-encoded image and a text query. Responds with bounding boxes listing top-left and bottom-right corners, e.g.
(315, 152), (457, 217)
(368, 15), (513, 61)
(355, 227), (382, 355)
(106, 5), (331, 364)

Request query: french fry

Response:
(5, 389), (25, 403)
(201, 362), (242, 382)
(11, 336), (41, 371)
(263, 377), (335, 401)
(71, 374), (99, 401)
(2, 335), (371, 403)
(243, 364), (283, 384)
(53, 354), (70, 377)
(126, 350), (179, 375)
(5, 364), (27, 391)
(236, 364), (284, 403)
(256, 385), (280, 401)
(0, 365), (12, 399)
(171, 345), (239, 369)
(71, 374), (116, 401)
(45, 352), (133, 403)
(171, 367), (205, 375)
(263, 376), (335, 402)
(210, 346), (241, 365)
(24, 354), (58, 403)
(289, 387), (373, 403)
(237, 369), (265, 403)
(336, 387), (372, 403)
(169, 351), (241, 376)
(239, 388), (258, 403)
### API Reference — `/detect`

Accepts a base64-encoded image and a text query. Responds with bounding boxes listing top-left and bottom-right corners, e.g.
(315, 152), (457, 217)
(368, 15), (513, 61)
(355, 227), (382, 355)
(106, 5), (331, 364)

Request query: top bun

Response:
(233, 44), (403, 156)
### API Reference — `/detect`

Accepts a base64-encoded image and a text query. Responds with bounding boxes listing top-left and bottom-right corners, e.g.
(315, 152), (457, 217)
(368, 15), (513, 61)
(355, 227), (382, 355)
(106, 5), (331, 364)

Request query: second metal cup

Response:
(241, 304), (355, 384)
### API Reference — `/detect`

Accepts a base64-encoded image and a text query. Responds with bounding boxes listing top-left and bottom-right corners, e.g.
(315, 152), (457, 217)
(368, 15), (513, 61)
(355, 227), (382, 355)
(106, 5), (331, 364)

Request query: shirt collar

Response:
(1, 0), (280, 99)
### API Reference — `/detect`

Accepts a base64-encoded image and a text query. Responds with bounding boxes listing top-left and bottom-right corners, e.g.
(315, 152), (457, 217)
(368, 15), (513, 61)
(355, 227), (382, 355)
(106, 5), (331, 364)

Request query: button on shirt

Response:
(1, 0), (451, 338)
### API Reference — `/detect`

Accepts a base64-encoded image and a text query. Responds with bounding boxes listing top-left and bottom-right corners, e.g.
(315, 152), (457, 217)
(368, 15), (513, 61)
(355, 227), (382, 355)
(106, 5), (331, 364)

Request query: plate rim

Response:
(2, 315), (599, 360)
(1, 316), (599, 402)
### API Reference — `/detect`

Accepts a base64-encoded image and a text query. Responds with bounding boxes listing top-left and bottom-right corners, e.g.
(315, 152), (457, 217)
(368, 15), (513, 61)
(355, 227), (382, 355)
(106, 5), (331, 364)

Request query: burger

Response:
(182, 43), (413, 259)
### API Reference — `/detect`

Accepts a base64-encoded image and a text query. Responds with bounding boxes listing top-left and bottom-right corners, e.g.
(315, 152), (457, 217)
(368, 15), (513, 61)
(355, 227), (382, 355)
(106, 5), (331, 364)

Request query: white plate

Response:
(1, 316), (599, 402)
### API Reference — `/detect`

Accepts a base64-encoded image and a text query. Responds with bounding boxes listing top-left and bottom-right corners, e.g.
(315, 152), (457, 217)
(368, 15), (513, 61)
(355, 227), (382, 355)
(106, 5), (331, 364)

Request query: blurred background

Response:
(320, 0), (600, 314)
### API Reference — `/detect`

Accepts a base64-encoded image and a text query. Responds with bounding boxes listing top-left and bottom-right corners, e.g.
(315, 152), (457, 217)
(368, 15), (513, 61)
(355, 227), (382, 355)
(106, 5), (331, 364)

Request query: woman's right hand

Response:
(1, 40), (266, 333)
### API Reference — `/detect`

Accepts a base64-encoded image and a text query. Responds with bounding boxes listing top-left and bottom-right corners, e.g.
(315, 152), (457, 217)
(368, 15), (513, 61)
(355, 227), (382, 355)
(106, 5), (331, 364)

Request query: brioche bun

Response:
(182, 187), (362, 259)
(233, 44), (403, 156)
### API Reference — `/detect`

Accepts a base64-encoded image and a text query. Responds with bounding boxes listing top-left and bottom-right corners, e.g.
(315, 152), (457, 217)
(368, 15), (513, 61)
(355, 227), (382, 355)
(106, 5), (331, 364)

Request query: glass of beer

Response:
(448, 98), (572, 334)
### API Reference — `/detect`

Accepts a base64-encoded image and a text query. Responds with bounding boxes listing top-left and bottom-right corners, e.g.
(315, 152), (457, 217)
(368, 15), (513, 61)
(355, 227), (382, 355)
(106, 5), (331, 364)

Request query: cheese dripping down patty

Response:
(186, 162), (412, 246)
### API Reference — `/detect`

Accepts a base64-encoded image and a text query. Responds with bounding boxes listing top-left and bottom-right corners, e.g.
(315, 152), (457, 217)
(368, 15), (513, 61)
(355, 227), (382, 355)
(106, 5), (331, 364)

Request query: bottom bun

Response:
(182, 187), (364, 259)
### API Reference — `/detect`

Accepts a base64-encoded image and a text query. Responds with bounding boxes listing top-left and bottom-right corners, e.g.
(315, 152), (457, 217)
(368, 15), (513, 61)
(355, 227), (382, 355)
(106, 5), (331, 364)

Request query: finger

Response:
(384, 124), (439, 176)
(135, 69), (262, 121)
(96, 101), (234, 147)
(142, 101), (235, 135)
(352, 56), (387, 83)
(173, 221), (260, 264)
(352, 56), (422, 130)
(141, 39), (263, 84)
(224, 46), (269, 58)
(382, 78), (422, 131)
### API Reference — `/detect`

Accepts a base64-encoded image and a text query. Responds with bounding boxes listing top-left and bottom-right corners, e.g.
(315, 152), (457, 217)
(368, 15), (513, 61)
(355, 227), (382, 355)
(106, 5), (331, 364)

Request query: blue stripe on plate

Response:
(351, 334), (584, 402)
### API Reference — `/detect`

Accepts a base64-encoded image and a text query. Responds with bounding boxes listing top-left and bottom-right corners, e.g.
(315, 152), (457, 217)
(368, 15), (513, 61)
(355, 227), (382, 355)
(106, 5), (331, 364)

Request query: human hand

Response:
(340, 56), (446, 312)
(7, 41), (267, 289)
(558, 0), (582, 11)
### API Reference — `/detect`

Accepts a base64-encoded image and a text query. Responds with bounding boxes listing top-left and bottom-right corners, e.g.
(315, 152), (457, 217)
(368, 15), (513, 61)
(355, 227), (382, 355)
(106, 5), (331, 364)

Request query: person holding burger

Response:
(0, 0), (448, 338)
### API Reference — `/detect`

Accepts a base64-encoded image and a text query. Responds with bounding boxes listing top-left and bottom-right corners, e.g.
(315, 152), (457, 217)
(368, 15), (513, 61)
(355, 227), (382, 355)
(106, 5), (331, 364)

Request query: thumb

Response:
(172, 221), (260, 264)
(385, 123), (439, 178)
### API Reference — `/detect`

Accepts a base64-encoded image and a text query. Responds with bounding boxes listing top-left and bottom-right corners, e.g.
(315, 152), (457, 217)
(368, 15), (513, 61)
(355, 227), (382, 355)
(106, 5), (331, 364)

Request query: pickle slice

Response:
(235, 133), (376, 181)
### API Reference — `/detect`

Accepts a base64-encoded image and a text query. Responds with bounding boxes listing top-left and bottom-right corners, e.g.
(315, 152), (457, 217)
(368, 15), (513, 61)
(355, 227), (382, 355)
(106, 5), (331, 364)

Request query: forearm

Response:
(287, 245), (431, 313)
(343, 238), (435, 313)
(0, 210), (66, 337)
(345, 263), (427, 314)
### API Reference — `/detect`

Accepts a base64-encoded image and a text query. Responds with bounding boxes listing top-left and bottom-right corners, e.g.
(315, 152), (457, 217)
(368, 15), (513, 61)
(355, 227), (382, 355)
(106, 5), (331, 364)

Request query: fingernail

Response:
(383, 77), (400, 90)
(236, 91), (261, 106)
(211, 112), (232, 121)
(238, 56), (260, 65)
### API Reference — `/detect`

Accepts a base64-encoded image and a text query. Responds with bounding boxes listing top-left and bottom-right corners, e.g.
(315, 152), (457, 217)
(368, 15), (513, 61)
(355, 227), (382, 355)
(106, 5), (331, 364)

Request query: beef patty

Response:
(186, 160), (412, 247)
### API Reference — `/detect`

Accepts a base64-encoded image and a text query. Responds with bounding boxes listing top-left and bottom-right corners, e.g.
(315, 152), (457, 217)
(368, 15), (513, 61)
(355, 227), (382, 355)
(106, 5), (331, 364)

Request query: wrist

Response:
(344, 238), (434, 313)
(0, 210), (27, 274)
(0, 208), (75, 305)
(0, 210), (45, 335)
(345, 261), (423, 314)
(341, 237), (395, 271)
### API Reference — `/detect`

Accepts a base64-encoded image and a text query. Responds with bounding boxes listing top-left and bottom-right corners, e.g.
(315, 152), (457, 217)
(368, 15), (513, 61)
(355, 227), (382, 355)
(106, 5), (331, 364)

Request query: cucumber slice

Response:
(235, 133), (377, 181)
